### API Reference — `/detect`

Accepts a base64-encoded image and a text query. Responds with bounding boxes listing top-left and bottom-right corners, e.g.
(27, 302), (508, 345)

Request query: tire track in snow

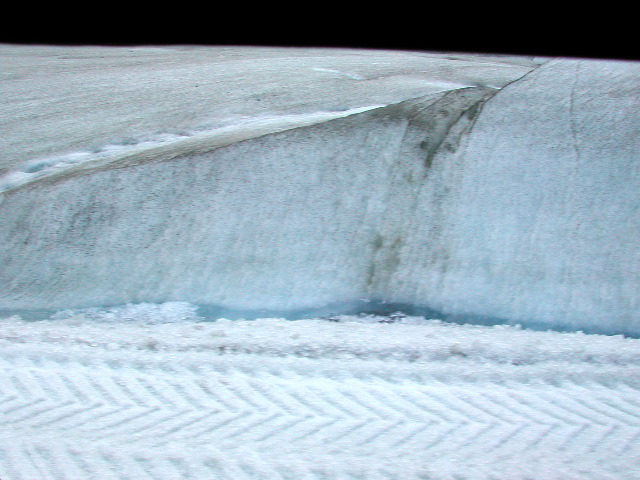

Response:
(1, 322), (640, 479)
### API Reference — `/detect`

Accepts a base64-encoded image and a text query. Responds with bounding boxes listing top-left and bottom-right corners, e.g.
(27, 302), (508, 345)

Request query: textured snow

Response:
(3, 304), (640, 479)
(3, 303), (639, 367)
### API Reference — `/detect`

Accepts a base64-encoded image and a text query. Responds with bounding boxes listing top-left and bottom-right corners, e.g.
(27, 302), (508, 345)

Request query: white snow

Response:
(2, 304), (640, 479)
(2, 302), (638, 366)
(311, 67), (367, 80)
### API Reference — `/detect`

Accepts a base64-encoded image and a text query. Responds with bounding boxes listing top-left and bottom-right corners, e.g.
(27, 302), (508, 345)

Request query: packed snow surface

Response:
(2, 304), (640, 479)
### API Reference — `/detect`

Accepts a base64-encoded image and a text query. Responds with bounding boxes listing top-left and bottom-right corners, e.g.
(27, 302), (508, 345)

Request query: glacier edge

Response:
(1, 48), (638, 336)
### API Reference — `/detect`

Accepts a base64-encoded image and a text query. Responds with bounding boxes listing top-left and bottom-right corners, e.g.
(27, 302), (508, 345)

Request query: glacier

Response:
(1, 45), (639, 336)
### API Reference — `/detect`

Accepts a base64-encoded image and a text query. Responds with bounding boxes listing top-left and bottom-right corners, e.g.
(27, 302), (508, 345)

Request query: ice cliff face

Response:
(1, 47), (638, 335)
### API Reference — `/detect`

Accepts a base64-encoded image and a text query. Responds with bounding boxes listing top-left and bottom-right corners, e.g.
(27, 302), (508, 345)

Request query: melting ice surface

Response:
(3, 302), (640, 369)
(0, 131), (190, 192)
(4, 301), (636, 339)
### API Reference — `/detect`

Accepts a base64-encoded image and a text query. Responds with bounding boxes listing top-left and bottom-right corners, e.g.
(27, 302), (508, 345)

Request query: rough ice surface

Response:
(1, 45), (638, 336)
(3, 303), (640, 366)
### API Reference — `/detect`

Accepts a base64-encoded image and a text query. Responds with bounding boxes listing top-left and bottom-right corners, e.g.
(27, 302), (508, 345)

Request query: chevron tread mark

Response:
(2, 346), (640, 479)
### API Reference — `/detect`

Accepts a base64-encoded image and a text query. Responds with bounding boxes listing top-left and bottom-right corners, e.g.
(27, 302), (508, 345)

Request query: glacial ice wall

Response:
(1, 47), (638, 335)
(411, 59), (640, 335)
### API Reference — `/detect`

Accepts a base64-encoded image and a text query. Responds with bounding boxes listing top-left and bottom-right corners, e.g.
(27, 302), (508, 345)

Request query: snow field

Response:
(2, 305), (640, 479)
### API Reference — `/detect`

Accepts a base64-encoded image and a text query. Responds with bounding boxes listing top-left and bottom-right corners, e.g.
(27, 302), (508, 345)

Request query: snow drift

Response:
(1, 46), (638, 336)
